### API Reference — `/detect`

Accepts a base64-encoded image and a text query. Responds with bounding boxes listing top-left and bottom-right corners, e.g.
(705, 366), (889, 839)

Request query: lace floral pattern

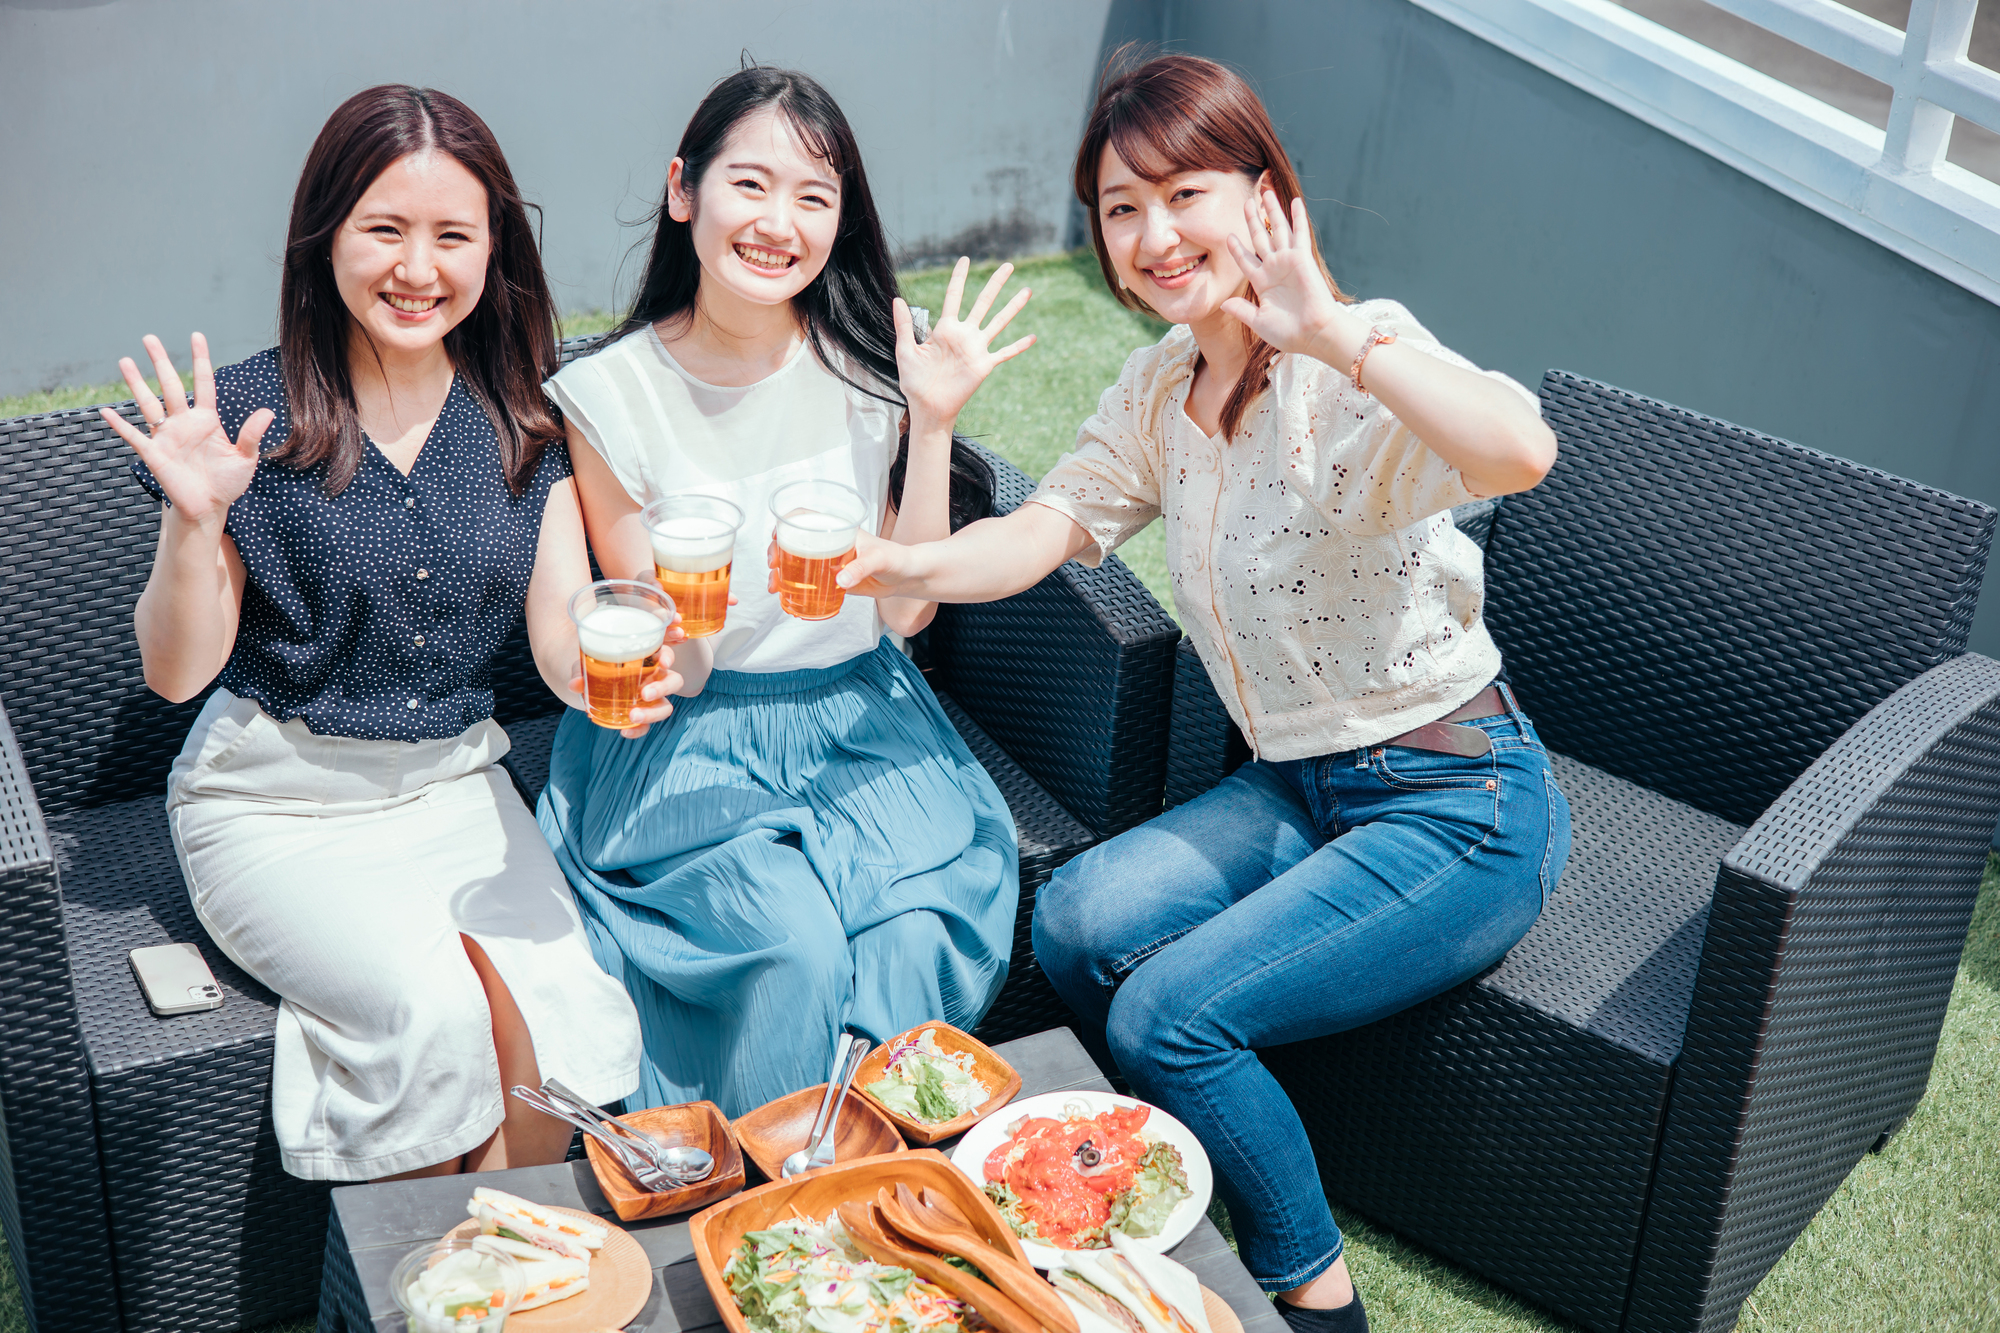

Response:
(1027, 300), (1535, 760)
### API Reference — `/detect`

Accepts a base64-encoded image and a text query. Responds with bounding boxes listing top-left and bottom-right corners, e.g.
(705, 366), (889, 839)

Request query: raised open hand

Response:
(1220, 191), (1346, 359)
(895, 258), (1035, 427)
(99, 334), (273, 528)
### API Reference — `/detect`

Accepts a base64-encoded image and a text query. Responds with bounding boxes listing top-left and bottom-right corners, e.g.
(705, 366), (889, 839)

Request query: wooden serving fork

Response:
(878, 1185), (1079, 1333)
(834, 1200), (1043, 1333)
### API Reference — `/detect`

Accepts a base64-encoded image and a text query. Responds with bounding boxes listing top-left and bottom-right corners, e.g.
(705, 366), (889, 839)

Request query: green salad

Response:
(863, 1029), (989, 1124)
(723, 1216), (970, 1333)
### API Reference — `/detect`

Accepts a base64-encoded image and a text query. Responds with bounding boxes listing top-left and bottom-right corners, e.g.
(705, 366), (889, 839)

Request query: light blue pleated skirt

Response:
(536, 637), (1019, 1117)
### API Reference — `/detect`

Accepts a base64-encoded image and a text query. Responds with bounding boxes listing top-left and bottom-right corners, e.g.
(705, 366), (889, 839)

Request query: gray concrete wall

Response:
(1103, 0), (2000, 659)
(0, 0), (1108, 394)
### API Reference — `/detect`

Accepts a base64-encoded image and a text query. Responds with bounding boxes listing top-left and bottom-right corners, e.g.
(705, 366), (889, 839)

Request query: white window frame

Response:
(1413, 0), (2000, 305)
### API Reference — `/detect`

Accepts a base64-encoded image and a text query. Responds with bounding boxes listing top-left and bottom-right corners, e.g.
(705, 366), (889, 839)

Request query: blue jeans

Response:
(1032, 684), (1571, 1291)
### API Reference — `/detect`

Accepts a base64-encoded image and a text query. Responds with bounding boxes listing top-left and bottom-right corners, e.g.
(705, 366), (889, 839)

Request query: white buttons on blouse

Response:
(414, 635), (425, 647)
(407, 699), (419, 709)
(417, 569), (430, 580)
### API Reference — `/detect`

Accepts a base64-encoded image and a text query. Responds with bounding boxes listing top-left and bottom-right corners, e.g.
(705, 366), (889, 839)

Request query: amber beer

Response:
(642, 495), (742, 639)
(568, 581), (674, 729)
(770, 480), (867, 621)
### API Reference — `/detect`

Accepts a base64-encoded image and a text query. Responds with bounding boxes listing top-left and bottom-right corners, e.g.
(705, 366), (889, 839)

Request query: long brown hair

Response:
(607, 65), (991, 527)
(1074, 51), (1347, 441)
(274, 85), (561, 495)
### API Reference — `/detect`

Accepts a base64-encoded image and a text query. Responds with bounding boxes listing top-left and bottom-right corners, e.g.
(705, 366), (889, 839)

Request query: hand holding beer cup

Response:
(642, 495), (742, 638)
(568, 581), (680, 734)
(769, 480), (868, 620)
(99, 333), (275, 528)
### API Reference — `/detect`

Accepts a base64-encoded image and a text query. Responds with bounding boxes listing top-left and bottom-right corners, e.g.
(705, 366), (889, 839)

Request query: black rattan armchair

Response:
(1165, 371), (2000, 1333)
(0, 342), (1178, 1332)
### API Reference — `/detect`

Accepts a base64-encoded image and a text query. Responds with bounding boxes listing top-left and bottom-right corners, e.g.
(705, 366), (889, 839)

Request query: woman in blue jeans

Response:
(836, 53), (1570, 1333)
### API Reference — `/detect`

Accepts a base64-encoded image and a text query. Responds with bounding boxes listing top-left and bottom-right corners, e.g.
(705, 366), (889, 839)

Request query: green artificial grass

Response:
(4, 255), (1996, 1331)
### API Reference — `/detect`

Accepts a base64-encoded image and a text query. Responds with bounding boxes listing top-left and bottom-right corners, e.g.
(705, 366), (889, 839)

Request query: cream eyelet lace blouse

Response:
(1025, 298), (1539, 762)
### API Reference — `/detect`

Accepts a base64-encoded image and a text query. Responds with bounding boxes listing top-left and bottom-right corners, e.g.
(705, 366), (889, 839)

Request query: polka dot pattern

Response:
(1028, 299), (1538, 762)
(131, 348), (571, 741)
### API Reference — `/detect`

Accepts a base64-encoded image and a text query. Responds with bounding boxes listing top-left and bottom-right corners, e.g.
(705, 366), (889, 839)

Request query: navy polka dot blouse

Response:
(131, 349), (572, 741)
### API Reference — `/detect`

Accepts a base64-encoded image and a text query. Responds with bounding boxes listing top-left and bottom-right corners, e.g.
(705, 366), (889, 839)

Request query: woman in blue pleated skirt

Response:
(536, 66), (1035, 1115)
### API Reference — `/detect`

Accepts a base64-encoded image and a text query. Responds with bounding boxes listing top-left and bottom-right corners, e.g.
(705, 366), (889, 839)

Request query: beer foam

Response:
(650, 515), (736, 573)
(576, 603), (665, 663)
(775, 508), (859, 559)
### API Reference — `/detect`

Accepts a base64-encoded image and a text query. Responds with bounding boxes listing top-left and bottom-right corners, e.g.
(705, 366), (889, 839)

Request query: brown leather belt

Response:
(1378, 685), (1507, 758)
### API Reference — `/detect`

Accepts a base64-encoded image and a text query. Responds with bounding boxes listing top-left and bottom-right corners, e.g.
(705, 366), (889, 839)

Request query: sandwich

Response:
(466, 1186), (609, 1263)
(1050, 1235), (1213, 1333)
(470, 1233), (592, 1310)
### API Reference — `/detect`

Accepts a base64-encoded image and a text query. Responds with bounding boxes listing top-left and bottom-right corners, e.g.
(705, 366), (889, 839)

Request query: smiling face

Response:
(329, 151), (491, 358)
(1096, 144), (1272, 330)
(669, 106), (841, 316)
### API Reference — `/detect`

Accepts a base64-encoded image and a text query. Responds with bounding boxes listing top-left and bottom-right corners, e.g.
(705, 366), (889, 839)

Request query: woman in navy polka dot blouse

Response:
(101, 86), (640, 1183)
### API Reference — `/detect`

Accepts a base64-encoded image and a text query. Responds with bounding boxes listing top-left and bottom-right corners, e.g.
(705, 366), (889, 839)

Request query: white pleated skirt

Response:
(166, 690), (642, 1181)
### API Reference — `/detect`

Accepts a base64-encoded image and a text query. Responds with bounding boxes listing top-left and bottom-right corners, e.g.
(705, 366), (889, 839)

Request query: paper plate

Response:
(948, 1089), (1213, 1269)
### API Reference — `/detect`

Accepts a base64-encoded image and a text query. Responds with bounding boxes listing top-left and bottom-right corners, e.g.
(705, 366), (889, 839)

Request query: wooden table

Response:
(317, 1028), (1283, 1333)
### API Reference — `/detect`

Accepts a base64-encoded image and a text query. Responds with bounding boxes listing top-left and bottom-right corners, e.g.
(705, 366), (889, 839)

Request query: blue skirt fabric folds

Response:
(536, 637), (1019, 1116)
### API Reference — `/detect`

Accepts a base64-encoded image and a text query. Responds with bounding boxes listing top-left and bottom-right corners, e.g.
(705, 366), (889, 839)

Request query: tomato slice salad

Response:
(982, 1104), (1180, 1249)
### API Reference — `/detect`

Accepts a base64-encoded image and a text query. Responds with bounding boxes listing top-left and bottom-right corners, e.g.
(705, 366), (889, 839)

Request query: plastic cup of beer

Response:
(770, 480), (868, 621)
(641, 494), (741, 639)
(569, 580), (675, 730)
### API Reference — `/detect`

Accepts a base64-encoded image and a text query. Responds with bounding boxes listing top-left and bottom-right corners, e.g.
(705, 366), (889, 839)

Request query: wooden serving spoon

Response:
(834, 1200), (1042, 1333)
(881, 1185), (1079, 1333)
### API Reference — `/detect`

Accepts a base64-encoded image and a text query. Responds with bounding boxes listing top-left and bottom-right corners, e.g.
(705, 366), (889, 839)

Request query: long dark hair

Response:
(1076, 51), (1348, 442)
(607, 66), (993, 529)
(275, 85), (561, 495)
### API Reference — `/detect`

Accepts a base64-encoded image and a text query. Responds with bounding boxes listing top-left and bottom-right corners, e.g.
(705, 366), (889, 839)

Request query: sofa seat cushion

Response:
(48, 797), (327, 1333)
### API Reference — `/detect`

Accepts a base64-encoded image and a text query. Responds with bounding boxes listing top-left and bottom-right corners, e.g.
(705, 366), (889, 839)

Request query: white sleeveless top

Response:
(546, 325), (898, 674)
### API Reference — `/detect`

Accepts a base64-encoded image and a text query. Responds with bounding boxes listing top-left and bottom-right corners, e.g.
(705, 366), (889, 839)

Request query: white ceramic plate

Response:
(948, 1089), (1213, 1269)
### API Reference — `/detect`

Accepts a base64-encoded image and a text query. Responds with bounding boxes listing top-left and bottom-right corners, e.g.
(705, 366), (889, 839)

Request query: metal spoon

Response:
(540, 1078), (715, 1182)
(804, 1038), (870, 1171)
(782, 1032), (859, 1178)
(510, 1086), (686, 1192)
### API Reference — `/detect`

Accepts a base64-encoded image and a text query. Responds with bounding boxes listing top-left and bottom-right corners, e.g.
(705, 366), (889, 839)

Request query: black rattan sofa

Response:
(4, 361), (1995, 1333)
(0, 343), (1179, 1333)
(1167, 371), (2000, 1333)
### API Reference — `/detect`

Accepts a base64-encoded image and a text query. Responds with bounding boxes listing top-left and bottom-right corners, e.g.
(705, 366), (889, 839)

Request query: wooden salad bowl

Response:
(584, 1099), (746, 1222)
(689, 1149), (1029, 1333)
(731, 1083), (907, 1182)
(852, 1021), (1023, 1146)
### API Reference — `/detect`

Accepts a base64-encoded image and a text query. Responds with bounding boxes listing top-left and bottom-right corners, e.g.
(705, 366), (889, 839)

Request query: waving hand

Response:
(1220, 191), (1346, 359)
(895, 257), (1035, 428)
(100, 333), (273, 527)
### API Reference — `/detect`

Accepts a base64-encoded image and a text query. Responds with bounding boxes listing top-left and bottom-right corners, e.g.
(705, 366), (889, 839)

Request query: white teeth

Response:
(385, 294), (440, 312)
(735, 244), (796, 270)
(1151, 258), (1201, 280)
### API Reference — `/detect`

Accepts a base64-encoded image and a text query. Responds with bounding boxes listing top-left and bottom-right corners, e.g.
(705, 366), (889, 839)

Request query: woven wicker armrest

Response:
(0, 699), (123, 1330)
(923, 446), (1180, 838)
(1626, 651), (2000, 1333)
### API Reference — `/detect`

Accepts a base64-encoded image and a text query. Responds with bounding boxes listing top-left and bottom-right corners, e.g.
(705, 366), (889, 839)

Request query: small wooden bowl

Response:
(851, 1021), (1023, 1145)
(583, 1100), (745, 1222)
(731, 1084), (907, 1182)
(690, 1149), (1025, 1333)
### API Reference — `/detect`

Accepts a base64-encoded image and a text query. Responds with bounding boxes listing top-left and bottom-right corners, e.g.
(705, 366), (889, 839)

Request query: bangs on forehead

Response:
(1102, 99), (1255, 185)
(775, 100), (847, 176)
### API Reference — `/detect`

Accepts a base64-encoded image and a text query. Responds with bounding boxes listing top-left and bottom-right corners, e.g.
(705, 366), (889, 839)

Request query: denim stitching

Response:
(1108, 924), (1202, 984)
(1256, 1238), (1347, 1293)
(1539, 764), (1565, 908)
